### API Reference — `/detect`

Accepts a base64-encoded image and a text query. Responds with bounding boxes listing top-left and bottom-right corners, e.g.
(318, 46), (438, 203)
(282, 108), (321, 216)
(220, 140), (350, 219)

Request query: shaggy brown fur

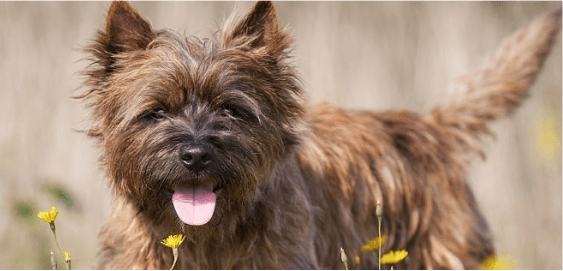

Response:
(81, 1), (561, 269)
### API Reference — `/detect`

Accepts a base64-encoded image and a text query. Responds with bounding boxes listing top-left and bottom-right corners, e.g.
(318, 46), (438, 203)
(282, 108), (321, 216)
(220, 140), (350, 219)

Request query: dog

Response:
(81, 1), (561, 269)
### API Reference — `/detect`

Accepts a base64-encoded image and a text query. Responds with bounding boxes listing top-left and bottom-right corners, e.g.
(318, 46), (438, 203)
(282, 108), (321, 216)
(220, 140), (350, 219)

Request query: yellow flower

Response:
(37, 207), (58, 224)
(161, 234), (185, 249)
(535, 110), (561, 160)
(354, 255), (360, 264)
(64, 251), (71, 261)
(481, 254), (517, 270)
(380, 249), (408, 264)
(361, 236), (386, 251)
(163, 234), (186, 270)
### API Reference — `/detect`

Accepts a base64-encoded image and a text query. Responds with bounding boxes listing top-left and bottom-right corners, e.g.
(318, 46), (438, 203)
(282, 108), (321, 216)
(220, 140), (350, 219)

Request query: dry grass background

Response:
(0, 1), (561, 269)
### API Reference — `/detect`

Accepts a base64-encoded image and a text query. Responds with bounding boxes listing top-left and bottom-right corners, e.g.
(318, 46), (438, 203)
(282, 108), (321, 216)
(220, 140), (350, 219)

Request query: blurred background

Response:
(0, 1), (561, 269)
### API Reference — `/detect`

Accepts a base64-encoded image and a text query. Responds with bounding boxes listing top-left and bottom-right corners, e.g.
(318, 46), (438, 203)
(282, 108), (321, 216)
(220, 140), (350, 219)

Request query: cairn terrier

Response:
(81, 1), (561, 269)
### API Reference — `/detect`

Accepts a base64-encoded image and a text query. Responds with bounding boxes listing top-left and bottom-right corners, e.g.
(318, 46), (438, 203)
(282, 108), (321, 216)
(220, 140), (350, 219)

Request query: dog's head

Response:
(82, 1), (306, 231)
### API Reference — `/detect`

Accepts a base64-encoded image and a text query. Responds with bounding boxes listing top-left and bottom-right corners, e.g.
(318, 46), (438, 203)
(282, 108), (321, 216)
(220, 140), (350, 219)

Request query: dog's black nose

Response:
(179, 143), (214, 171)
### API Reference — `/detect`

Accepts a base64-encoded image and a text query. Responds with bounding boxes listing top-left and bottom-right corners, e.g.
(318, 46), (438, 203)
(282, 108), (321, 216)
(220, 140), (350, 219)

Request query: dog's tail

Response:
(426, 8), (561, 158)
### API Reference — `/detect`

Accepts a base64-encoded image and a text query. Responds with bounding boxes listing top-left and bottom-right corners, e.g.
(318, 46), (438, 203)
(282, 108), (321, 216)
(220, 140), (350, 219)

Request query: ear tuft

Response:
(104, 1), (155, 54)
(224, 1), (290, 56)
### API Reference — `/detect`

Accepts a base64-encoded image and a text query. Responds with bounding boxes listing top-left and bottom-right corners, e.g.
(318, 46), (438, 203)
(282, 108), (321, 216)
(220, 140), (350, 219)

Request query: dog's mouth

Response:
(172, 180), (218, 226)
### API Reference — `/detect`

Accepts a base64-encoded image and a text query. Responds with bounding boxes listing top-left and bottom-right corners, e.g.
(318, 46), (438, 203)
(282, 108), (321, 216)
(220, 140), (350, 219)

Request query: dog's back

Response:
(298, 9), (561, 269)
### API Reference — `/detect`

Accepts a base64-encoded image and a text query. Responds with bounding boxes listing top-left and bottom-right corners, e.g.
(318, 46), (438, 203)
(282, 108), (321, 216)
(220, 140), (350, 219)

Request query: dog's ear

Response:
(223, 1), (290, 57)
(88, 1), (156, 76)
(103, 1), (156, 54)
(84, 2), (157, 86)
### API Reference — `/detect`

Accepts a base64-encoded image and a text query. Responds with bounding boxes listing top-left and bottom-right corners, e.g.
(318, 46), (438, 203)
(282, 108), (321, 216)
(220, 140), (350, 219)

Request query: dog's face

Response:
(83, 2), (306, 230)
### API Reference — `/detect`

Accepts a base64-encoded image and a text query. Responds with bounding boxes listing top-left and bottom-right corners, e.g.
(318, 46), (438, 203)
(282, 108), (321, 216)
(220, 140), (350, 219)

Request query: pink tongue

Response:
(172, 186), (216, 226)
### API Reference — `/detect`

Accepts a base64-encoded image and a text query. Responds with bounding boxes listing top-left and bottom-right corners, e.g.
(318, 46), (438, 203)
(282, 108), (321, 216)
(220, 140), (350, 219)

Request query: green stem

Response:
(170, 247), (179, 270)
(50, 251), (57, 270)
(50, 224), (70, 270)
(340, 248), (348, 270)
(378, 217), (382, 271)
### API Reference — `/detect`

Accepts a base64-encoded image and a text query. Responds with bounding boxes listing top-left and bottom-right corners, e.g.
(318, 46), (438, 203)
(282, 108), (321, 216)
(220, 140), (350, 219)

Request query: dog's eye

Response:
(223, 105), (247, 119)
(222, 105), (259, 124)
(142, 109), (167, 122)
(222, 105), (239, 118)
